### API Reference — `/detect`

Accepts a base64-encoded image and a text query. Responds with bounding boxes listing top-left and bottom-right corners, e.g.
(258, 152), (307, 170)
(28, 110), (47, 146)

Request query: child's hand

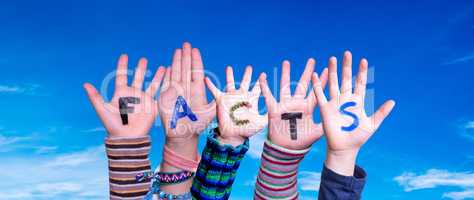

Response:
(158, 43), (216, 194)
(205, 66), (267, 146)
(259, 59), (328, 150)
(312, 51), (395, 176)
(84, 55), (166, 137)
(159, 42), (216, 143)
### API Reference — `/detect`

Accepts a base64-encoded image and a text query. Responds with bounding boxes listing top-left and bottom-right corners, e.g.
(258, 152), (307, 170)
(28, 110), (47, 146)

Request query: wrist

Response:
(325, 149), (359, 176)
(107, 130), (148, 138)
(268, 135), (313, 150)
(216, 135), (246, 147)
(164, 136), (199, 160)
(216, 127), (246, 147)
(160, 139), (198, 194)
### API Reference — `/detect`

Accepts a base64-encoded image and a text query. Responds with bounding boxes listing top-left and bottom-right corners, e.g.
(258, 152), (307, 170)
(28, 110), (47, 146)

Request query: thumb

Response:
(202, 100), (217, 124)
(84, 83), (105, 111)
(370, 100), (396, 131)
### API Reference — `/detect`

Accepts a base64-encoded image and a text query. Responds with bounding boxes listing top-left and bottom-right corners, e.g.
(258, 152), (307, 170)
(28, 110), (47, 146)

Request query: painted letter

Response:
(230, 101), (252, 126)
(281, 112), (302, 140)
(339, 101), (359, 132)
(119, 97), (141, 125)
(170, 96), (198, 129)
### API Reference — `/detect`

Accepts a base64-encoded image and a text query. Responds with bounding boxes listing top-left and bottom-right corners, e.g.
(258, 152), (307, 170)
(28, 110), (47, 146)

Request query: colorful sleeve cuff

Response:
(318, 164), (366, 200)
(105, 136), (152, 200)
(191, 131), (249, 200)
(254, 140), (310, 200)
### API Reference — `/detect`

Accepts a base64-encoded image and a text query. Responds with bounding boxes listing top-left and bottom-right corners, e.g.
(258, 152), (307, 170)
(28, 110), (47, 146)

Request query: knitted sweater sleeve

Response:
(105, 136), (152, 200)
(191, 131), (249, 200)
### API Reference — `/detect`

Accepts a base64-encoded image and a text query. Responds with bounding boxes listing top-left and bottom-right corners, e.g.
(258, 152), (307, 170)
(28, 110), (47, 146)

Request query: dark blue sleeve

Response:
(318, 165), (366, 200)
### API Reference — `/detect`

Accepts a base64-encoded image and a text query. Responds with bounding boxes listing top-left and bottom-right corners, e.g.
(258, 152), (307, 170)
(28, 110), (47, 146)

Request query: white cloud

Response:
(247, 129), (267, 159)
(46, 126), (73, 133)
(0, 135), (30, 146)
(299, 171), (321, 191)
(0, 84), (41, 95)
(45, 146), (104, 167)
(35, 146), (58, 154)
(443, 190), (474, 200)
(0, 85), (22, 92)
(34, 182), (83, 196)
(0, 135), (60, 154)
(81, 127), (106, 133)
(394, 169), (474, 200)
(459, 121), (474, 140)
(442, 53), (474, 65)
(465, 121), (474, 129)
(0, 145), (108, 200)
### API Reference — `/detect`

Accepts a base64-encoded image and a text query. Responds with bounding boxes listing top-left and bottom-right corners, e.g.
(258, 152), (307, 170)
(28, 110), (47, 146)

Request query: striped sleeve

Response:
(254, 140), (310, 200)
(105, 136), (152, 200)
(191, 132), (249, 200)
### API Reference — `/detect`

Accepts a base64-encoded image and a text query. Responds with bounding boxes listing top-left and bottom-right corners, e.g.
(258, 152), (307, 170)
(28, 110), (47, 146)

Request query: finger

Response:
(354, 58), (368, 98)
(239, 65), (253, 91)
(370, 100), (396, 131)
(311, 72), (328, 105)
(197, 101), (217, 132)
(115, 54), (128, 89)
(250, 79), (261, 96)
(226, 66), (236, 92)
(83, 83), (105, 111)
(308, 68), (328, 105)
(145, 66), (166, 96)
(320, 67), (329, 89)
(191, 48), (204, 81)
(328, 56), (340, 100)
(205, 76), (223, 99)
(340, 51), (353, 96)
(295, 58), (315, 98)
(182, 42), (192, 84)
(171, 49), (182, 82)
(280, 60), (291, 100)
(161, 67), (171, 93)
(131, 58), (148, 89)
(259, 73), (277, 110)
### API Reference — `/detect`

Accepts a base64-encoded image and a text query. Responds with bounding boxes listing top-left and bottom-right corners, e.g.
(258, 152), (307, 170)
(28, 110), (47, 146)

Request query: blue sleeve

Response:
(191, 131), (249, 200)
(318, 165), (366, 200)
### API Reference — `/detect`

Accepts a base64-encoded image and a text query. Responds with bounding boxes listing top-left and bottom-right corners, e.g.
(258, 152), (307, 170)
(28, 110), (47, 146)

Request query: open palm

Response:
(259, 59), (328, 150)
(205, 66), (267, 146)
(312, 51), (395, 156)
(84, 55), (166, 137)
(159, 42), (216, 141)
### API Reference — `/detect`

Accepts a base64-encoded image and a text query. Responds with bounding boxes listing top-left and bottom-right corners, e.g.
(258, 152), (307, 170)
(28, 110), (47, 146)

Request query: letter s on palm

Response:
(311, 52), (395, 152)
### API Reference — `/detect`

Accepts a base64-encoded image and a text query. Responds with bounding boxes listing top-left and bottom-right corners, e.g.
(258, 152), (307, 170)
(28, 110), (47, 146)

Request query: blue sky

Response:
(0, 0), (473, 199)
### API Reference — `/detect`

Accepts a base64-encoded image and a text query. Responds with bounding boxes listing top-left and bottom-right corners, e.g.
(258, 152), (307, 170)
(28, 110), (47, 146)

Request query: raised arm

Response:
(191, 65), (267, 200)
(312, 51), (395, 199)
(154, 42), (217, 198)
(255, 58), (328, 199)
(84, 55), (166, 199)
